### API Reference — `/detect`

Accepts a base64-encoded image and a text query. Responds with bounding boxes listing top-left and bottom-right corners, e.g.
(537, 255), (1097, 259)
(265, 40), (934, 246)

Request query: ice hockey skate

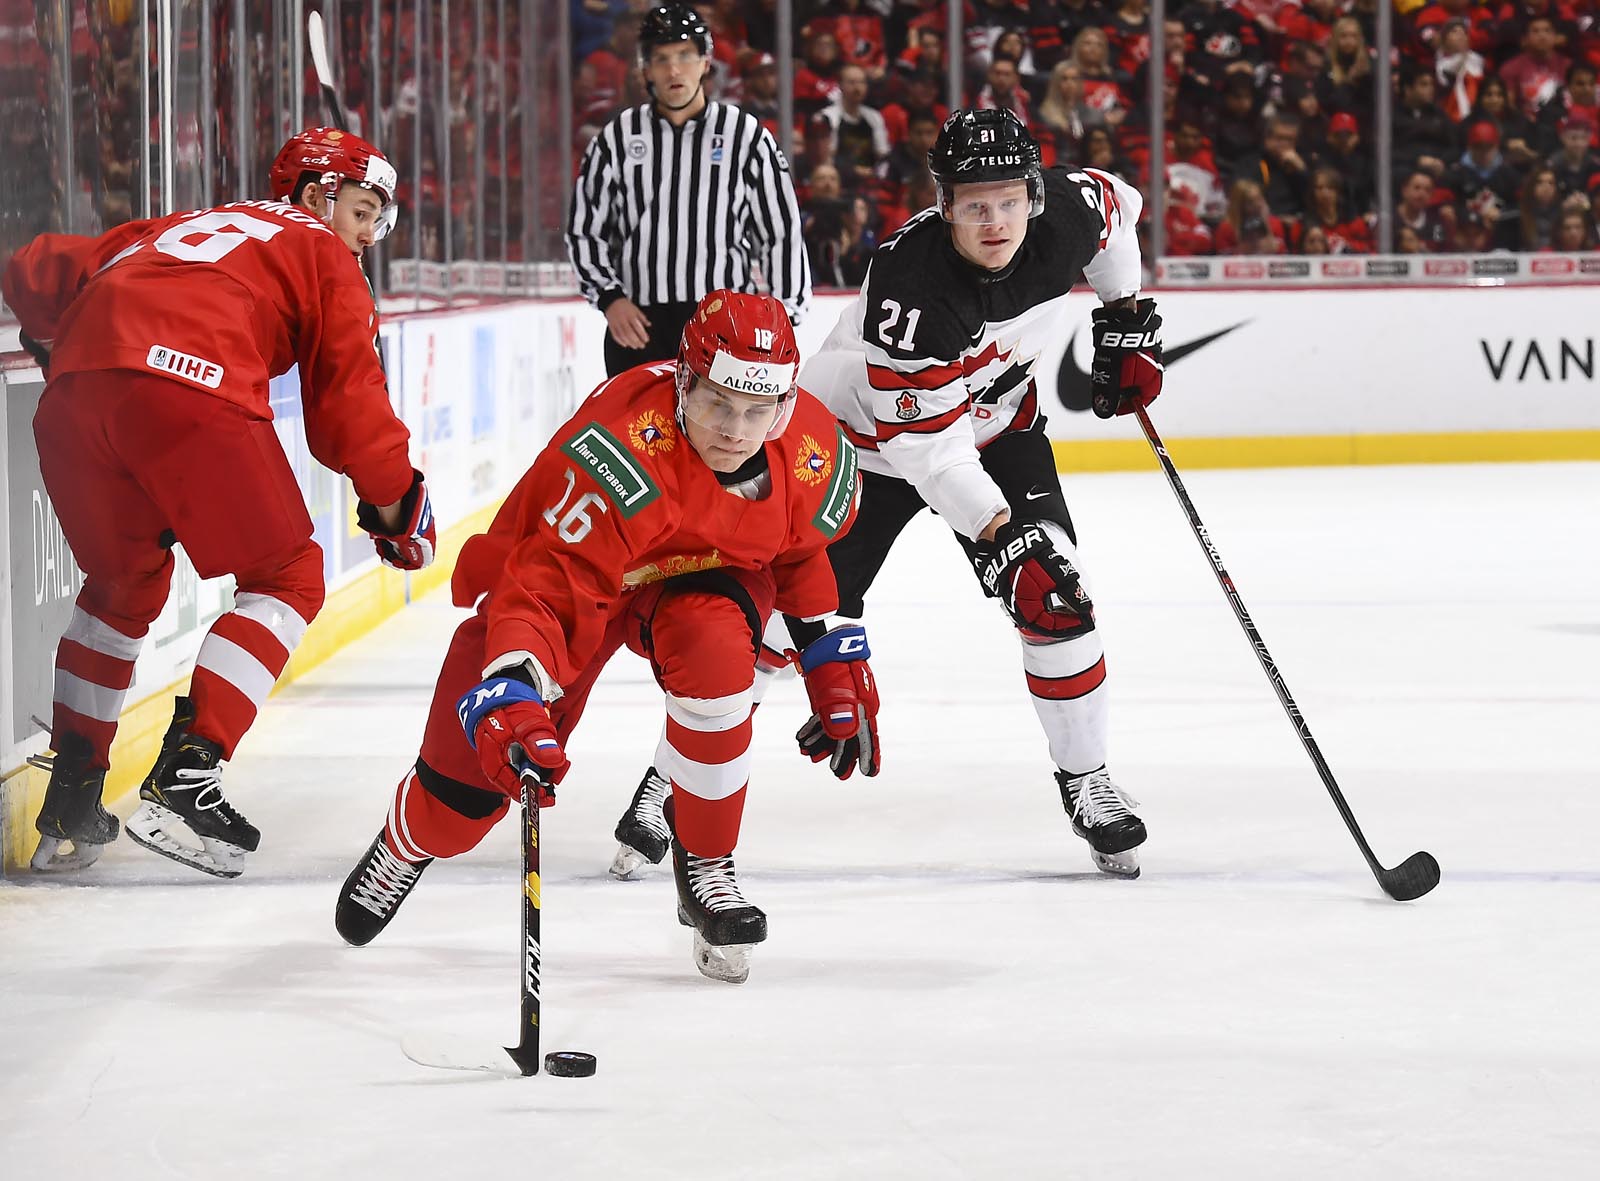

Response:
(30, 732), (119, 871)
(336, 832), (432, 946)
(1057, 767), (1146, 878)
(608, 766), (673, 879)
(666, 799), (766, 983)
(125, 698), (259, 878)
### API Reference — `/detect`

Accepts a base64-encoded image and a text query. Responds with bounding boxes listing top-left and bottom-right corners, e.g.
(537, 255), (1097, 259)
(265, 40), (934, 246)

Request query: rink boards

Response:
(3, 283), (1598, 871)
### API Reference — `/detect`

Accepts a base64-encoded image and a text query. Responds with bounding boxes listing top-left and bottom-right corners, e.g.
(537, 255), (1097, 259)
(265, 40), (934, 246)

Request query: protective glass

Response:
(938, 175), (1045, 224)
(680, 378), (789, 443)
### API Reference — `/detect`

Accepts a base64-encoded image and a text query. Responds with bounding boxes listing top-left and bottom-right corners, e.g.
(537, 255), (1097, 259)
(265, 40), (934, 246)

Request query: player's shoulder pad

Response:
(858, 223), (966, 362)
(556, 364), (681, 520)
(781, 391), (860, 542)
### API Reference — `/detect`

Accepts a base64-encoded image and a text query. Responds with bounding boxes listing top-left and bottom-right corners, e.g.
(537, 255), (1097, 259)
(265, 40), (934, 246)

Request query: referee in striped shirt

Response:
(566, 4), (811, 376)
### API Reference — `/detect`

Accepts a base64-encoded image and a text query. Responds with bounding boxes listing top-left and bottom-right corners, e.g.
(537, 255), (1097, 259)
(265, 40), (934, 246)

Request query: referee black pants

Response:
(602, 300), (699, 377)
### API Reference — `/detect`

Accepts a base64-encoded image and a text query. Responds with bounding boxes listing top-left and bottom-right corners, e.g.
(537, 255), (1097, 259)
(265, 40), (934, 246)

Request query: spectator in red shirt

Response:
(880, 170), (938, 238)
(1500, 16), (1573, 117)
(1435, 19), (1487, 121)
(1214, 178), (1287, 254)
(1534, 61), (1600, 151)
(1166, 114), (1226, 221)
(1164, 183), (1216, 256)
(1106, 0), (1152, 75)
(1295, 165), (1375, 252)
(975, 55), (1031, 121)
(1069, 25), (1131, 126)
(795, 28), (844, 114)
(1412, 0), (1497, 60)
(815, 0), (888, 80)
(1276, 0), (1340, 64)
(1494, 1), (1581, 59)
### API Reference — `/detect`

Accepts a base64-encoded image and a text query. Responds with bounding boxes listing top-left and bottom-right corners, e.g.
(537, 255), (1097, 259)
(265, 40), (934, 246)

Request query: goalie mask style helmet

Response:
(638, 4), (713, 66)
(676, 290), (800, 444)
(269, 127), (399, 241)
(927, 109), (1046, 224)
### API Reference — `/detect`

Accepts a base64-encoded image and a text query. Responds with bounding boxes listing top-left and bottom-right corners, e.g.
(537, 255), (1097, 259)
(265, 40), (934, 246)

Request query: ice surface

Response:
(3, 463), (1597, 1179)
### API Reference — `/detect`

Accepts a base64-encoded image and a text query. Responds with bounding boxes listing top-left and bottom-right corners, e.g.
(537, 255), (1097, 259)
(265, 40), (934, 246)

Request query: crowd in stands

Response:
(575, 0), (1600, 278)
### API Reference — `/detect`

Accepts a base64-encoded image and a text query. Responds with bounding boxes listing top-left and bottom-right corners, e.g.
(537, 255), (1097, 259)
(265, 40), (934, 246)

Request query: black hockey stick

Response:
(1134, 406), (1440, 901)
(401, 765), (595, 1077)
(306, 10), (349, 131)
(505, 768), (544, 1075)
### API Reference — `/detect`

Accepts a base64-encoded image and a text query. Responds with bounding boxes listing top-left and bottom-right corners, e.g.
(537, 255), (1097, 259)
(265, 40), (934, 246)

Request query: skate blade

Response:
(692, 931), (754, 984)
(608, 843), (652, 880)
(126, 803), (248, 879)
(30, 835), (108, 872)
(1091, 848), (1141, 878)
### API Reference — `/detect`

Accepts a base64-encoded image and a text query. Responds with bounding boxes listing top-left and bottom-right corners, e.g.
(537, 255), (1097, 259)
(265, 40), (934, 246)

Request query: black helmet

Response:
(928, 109), (1045, 223)
(638, 4), (713, 65)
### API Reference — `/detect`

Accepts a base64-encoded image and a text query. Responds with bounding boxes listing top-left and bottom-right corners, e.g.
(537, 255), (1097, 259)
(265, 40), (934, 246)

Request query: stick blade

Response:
(307, 10), (333, 81)
(400, 1031), (531, 1077)
(1378, 851), (1441, 901)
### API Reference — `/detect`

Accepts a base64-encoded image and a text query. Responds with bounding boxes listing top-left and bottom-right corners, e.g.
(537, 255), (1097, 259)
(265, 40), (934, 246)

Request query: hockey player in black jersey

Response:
(610, 109), (1163, 878)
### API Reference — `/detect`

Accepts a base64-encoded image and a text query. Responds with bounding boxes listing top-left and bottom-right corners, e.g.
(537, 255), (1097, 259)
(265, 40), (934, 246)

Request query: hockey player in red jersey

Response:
(334, 290), (878, 983)
(3, 133), (435, 878)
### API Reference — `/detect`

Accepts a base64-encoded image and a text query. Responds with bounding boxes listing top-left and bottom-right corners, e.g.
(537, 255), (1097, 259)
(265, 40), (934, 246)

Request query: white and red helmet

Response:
(269, 127), (399, 240)
(676, 290), (801, 442)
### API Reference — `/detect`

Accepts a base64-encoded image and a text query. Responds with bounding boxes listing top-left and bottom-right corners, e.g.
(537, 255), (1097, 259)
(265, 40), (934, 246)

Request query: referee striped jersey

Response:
(566, 100), (811, 321)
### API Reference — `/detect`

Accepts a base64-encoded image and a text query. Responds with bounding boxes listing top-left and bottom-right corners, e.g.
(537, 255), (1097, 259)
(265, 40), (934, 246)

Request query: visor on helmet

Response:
(679, 377), (792, 444)
(937, 173), (1045, 224)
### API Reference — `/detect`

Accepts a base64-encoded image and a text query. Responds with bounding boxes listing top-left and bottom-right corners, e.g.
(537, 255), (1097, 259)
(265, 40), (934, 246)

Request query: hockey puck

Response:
(543, 1051), (597, 1078)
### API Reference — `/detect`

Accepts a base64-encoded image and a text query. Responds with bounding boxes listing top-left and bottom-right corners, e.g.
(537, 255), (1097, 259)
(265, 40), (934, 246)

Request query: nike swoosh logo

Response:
(1024, 489), (1050, 500)
(1056, 321), (1250, 413)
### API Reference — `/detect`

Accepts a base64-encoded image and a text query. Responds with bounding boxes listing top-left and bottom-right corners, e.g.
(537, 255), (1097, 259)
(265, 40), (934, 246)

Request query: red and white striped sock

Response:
(189, 592), (310, 757)
(50, 605), (148, 768)
(657, 686), (754, 858)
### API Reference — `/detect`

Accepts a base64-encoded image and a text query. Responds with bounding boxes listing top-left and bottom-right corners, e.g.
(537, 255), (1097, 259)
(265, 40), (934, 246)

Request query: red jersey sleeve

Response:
(770, 408), (861, 620)
(297, 235), (414, 506)
(2, 220), (156, 346)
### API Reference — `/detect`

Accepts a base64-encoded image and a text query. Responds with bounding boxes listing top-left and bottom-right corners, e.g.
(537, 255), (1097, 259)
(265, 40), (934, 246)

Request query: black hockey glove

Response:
(1089, 298), (1163, 419)
(973, 520), (1094, 638)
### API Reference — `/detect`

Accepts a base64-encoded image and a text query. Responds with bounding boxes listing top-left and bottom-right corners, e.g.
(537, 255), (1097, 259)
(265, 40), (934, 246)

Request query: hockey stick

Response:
(1133, 406), (1440, 901)
(306, 10), (349, 132)
(400, 767), (595, 1077)
(400, 769), (542, 1076)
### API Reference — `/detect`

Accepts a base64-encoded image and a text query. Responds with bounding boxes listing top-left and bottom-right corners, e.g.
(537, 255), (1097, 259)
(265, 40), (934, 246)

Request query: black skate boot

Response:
(608, 766), (673, 880)
(665, 797), (767, 984)
(1057, 767), (1146, 878)
(30, 732), (120, 871)
(336, 832), (433, 946)
(125, 699), (259, 878)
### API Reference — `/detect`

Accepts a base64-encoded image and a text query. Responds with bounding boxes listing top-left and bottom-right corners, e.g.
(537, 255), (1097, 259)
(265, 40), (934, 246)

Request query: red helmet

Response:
(268, 127), (399, 240)
(676, 290), (800, 441)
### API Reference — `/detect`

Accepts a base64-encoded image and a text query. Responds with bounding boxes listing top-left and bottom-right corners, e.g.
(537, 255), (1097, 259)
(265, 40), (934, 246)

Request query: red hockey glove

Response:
(975, 520), (1094, 638)
(1090, 298), (1163, 419)
(793, 626), (881, 780)
(457, 674), (568, 802)
(357, 469), (436, 571)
